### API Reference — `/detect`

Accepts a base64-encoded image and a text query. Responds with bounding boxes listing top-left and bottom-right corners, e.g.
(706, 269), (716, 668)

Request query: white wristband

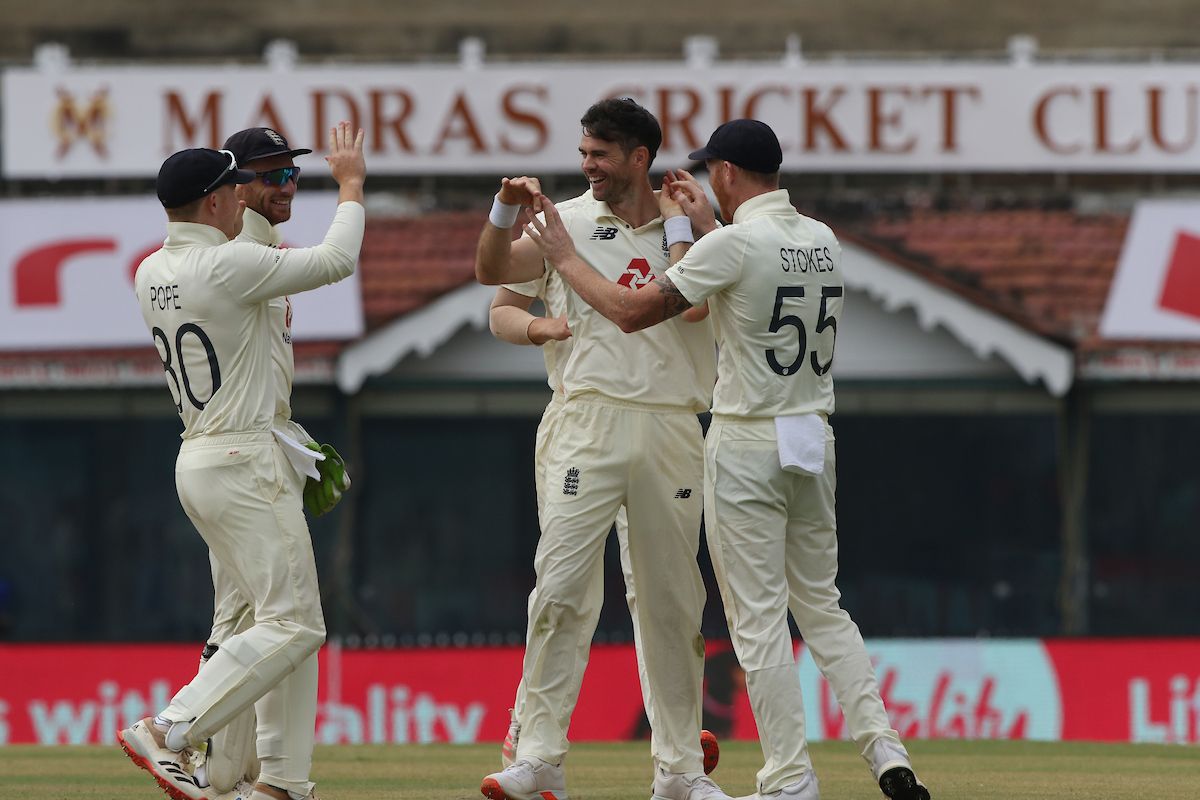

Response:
(489, 194), (520, 229)
(664, 215), (694, 247)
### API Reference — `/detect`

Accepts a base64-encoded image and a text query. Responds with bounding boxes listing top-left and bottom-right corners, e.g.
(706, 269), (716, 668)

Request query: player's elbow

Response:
(336, 255), (357, 281)
(616, 316), (641, 334)
(615, 307), (655, 334)
(475, 256), (504, 285)
(323, 245), (358, 282)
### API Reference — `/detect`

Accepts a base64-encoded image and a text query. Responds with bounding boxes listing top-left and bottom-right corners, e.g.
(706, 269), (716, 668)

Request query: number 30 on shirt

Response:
(765, 285), (843, 377)
(151, 324), (222, 412)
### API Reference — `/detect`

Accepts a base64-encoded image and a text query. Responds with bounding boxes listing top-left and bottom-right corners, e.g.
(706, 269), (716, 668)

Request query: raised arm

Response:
(476, 177), (550, 285)
(327, 121), (366, 206)
(222, 122), (367, 303)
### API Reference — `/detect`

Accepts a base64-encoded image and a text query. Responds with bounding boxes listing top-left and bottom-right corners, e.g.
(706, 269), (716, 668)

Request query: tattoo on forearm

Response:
(655, 275), (692, 321)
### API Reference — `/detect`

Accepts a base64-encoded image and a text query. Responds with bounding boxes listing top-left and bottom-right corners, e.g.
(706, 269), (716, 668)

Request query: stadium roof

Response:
(2, 205), (1196, 393)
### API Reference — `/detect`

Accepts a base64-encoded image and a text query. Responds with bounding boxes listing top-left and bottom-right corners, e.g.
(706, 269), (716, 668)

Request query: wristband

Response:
(664, 215), (694, 246)
(490, 194), (521, 228)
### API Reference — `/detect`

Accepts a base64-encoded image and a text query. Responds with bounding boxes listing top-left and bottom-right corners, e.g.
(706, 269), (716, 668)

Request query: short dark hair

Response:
(580, 98), (662, 166)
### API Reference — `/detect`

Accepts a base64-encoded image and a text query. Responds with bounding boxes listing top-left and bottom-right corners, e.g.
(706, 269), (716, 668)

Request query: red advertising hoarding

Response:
(1, 639), (1197, 746)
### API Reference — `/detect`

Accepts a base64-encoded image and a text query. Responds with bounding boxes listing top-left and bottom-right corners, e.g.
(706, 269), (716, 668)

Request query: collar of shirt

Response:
(164, 221), (231, 247)
(589, 193), (664, 232)
(239, 207), (283, 247)
(731, 188), (794, 224)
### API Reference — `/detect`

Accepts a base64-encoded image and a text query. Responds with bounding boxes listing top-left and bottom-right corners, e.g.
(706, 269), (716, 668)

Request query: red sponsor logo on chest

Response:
(617, 258), (656, 289)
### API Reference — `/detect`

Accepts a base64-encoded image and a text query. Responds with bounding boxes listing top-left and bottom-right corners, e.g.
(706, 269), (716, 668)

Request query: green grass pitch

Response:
(2, 740), (1198, 799)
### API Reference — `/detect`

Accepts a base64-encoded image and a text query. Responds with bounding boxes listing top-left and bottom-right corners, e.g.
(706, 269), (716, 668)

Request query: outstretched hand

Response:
(523, 194), (577, 268)
(666, 169), (719, 236)
(657, 173), (684, 219)
(326, 121), (366, 188)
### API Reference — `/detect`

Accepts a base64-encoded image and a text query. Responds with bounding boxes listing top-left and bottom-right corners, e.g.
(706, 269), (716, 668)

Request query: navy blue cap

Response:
(222, 127), (312, 165)
(688, 119), (783, 173)
(156, 148), (254, 209)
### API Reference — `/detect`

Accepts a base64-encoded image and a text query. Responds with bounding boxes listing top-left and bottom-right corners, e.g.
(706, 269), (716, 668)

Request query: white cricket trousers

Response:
(165, 431), (324, 799)
(704, 417), (906, 794)
(202, 581), (260, 792)
(511, 398), (646, 745)
(518, 394), (707, 773)
(511, 398), (652, 738)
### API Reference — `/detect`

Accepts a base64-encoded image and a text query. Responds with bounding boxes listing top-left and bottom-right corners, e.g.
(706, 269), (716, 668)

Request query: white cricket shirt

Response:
(135, 201), (364, 439)
(237, 208), (296, 427)
(666, 189), (842, 418)
(533, 191), (716, 412)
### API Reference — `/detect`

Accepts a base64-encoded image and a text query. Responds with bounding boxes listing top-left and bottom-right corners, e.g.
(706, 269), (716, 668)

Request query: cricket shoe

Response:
(117, 717), (214, 800)
(870, 739), (929, 800)
(700, 729), (719, 775)
(878, 767), (930, 800)
(733, 771), (819, 800)
(500, 712), (520, 768)
(651, 766), (734, 800)
(481, 756), (568, 800)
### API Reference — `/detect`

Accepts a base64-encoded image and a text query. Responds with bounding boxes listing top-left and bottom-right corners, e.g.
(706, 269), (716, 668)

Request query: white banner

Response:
(1100, 200), (1200, 340)
(0, 192), (363, 351)
(6, 61), (1200, 177)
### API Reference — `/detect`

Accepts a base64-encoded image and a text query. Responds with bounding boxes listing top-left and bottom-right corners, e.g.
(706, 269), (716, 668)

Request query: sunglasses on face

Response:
(203, 149), (239, 194)
(255, 166), (301, 186)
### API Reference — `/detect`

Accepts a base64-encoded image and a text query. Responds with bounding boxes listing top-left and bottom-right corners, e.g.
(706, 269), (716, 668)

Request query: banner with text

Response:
(0, 193), (362, 351)
(1, 639), (1197, 745)
(6, 62), (1200, 177)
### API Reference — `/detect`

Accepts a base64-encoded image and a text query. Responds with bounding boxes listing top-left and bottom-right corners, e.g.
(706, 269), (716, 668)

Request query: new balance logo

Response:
(563, 467), (581, 495)
(590, 226), (618, 240)
(674, 488), (692, 499)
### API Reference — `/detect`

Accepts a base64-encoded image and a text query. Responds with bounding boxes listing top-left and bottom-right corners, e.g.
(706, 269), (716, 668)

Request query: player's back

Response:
(136, 225), (278, 439)
(706, 195), (843, 418)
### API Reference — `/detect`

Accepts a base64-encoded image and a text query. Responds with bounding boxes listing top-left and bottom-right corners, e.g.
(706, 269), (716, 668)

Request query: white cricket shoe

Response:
(117, 717), (214, 800)
(733, 771), (819, 800)
(651, 767), (734, 800)
(480, 756), (568, 800)
(500, 711), (520, 768)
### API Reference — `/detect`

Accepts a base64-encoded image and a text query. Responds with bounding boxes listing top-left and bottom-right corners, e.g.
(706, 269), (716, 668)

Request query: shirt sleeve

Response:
(665, 225), (746, 306)
(216, 201), (365, 304)
(503, 271), (548, 299)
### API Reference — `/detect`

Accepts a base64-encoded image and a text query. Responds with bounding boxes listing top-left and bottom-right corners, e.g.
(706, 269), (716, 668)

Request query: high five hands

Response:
(660, 169), (719, 236)
(523, 194), (577, 268)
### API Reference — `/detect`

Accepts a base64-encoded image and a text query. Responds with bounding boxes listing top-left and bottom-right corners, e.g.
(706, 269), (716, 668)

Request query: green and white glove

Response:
(303, 442), (352, 517)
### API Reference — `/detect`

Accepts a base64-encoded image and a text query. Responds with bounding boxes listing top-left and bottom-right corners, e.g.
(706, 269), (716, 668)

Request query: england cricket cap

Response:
(223, 127), (312, 165)
(156, 148), (255, 209)
(688, 118), (783, 174)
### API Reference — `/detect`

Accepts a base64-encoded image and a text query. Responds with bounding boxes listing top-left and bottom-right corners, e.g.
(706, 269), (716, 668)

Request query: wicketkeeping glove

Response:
(303, 442), (352, 517)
